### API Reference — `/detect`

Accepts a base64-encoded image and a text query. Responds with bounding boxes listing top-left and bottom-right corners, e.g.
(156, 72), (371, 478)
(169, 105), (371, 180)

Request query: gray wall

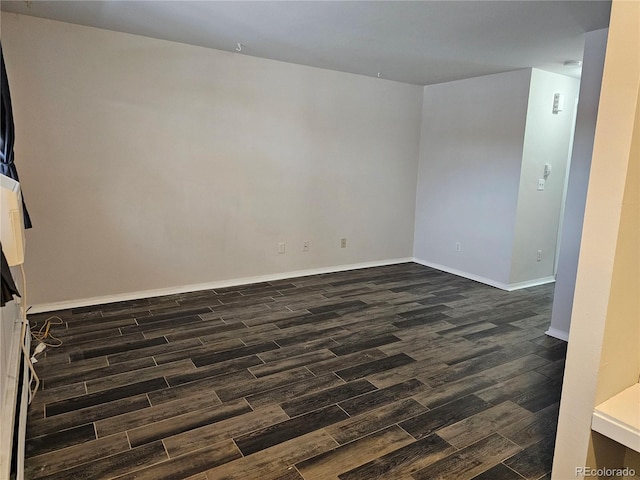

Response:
(414, 69), (579, 289)
(510, 69), (580, 285)
(2, 14), (423, 306)
(548, 28), (609, 340)
(3, 13), (594, 308)
(413, 70), (532, 287)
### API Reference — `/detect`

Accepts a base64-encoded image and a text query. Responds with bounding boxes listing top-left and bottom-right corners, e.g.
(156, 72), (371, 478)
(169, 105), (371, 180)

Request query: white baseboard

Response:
(412, 258), (555, 292)
(29, 257), (556, 313)
(28, 257), (414, 314)
(545, 327), (569, 342)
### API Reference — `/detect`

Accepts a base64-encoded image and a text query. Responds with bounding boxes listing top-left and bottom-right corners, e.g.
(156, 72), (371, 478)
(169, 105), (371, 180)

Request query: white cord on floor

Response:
(18, 263), (40, 403)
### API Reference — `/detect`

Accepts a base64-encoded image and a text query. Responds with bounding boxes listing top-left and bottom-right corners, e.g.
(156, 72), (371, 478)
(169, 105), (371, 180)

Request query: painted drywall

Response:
(589, 90), (640, 469)
(552, 0), (640, 475)
(548, 29), (608, 341)
(414, 69), (532, 286)
(0, 298), (19, 419)
(509, 70), (580, 284)
(0, 296), (20, 479)
(587, 75), (639, 470)
(595, 89), (639, 406)
(1, 14), (423, 306)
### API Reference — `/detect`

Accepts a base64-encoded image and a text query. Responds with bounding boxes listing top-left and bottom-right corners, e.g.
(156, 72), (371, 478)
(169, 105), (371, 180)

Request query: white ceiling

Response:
(0, 0), (611, 85)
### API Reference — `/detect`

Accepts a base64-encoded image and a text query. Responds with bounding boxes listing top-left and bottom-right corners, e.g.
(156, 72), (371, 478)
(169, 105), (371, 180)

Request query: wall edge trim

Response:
(545, 327), (570, 342)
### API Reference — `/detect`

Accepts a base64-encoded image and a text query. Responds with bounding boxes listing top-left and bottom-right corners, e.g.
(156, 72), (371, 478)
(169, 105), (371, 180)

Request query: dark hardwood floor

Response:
(24, 263), (565, 480)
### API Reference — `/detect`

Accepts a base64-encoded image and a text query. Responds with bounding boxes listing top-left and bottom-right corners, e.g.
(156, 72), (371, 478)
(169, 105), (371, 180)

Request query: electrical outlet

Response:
(278, 242), (285, 254)
(303, 241), (310, 252)
(537, 250), (542, 261)
(341, 238), (347, 248)
(537, 179), (545, 191)
(455, 242), (461, 252)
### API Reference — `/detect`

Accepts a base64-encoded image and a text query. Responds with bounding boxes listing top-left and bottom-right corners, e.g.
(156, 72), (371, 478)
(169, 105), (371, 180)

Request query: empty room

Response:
(0, 1), (638, 479)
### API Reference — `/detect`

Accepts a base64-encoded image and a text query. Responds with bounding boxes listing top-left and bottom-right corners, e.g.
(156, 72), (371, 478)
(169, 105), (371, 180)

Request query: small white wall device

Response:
(543, 163), (552, 179)
(553, 93), (565, 114)
(0, 174), (26, 266)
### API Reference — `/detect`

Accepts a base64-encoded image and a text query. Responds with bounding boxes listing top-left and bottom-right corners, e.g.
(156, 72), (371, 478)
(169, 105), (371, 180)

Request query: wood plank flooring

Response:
(25, 263), (564, 480)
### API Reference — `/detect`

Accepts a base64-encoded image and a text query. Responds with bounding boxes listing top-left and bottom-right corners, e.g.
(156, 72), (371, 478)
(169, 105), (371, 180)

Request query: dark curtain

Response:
(1, 42), (32, 228)
(0, 244), (20, 306)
